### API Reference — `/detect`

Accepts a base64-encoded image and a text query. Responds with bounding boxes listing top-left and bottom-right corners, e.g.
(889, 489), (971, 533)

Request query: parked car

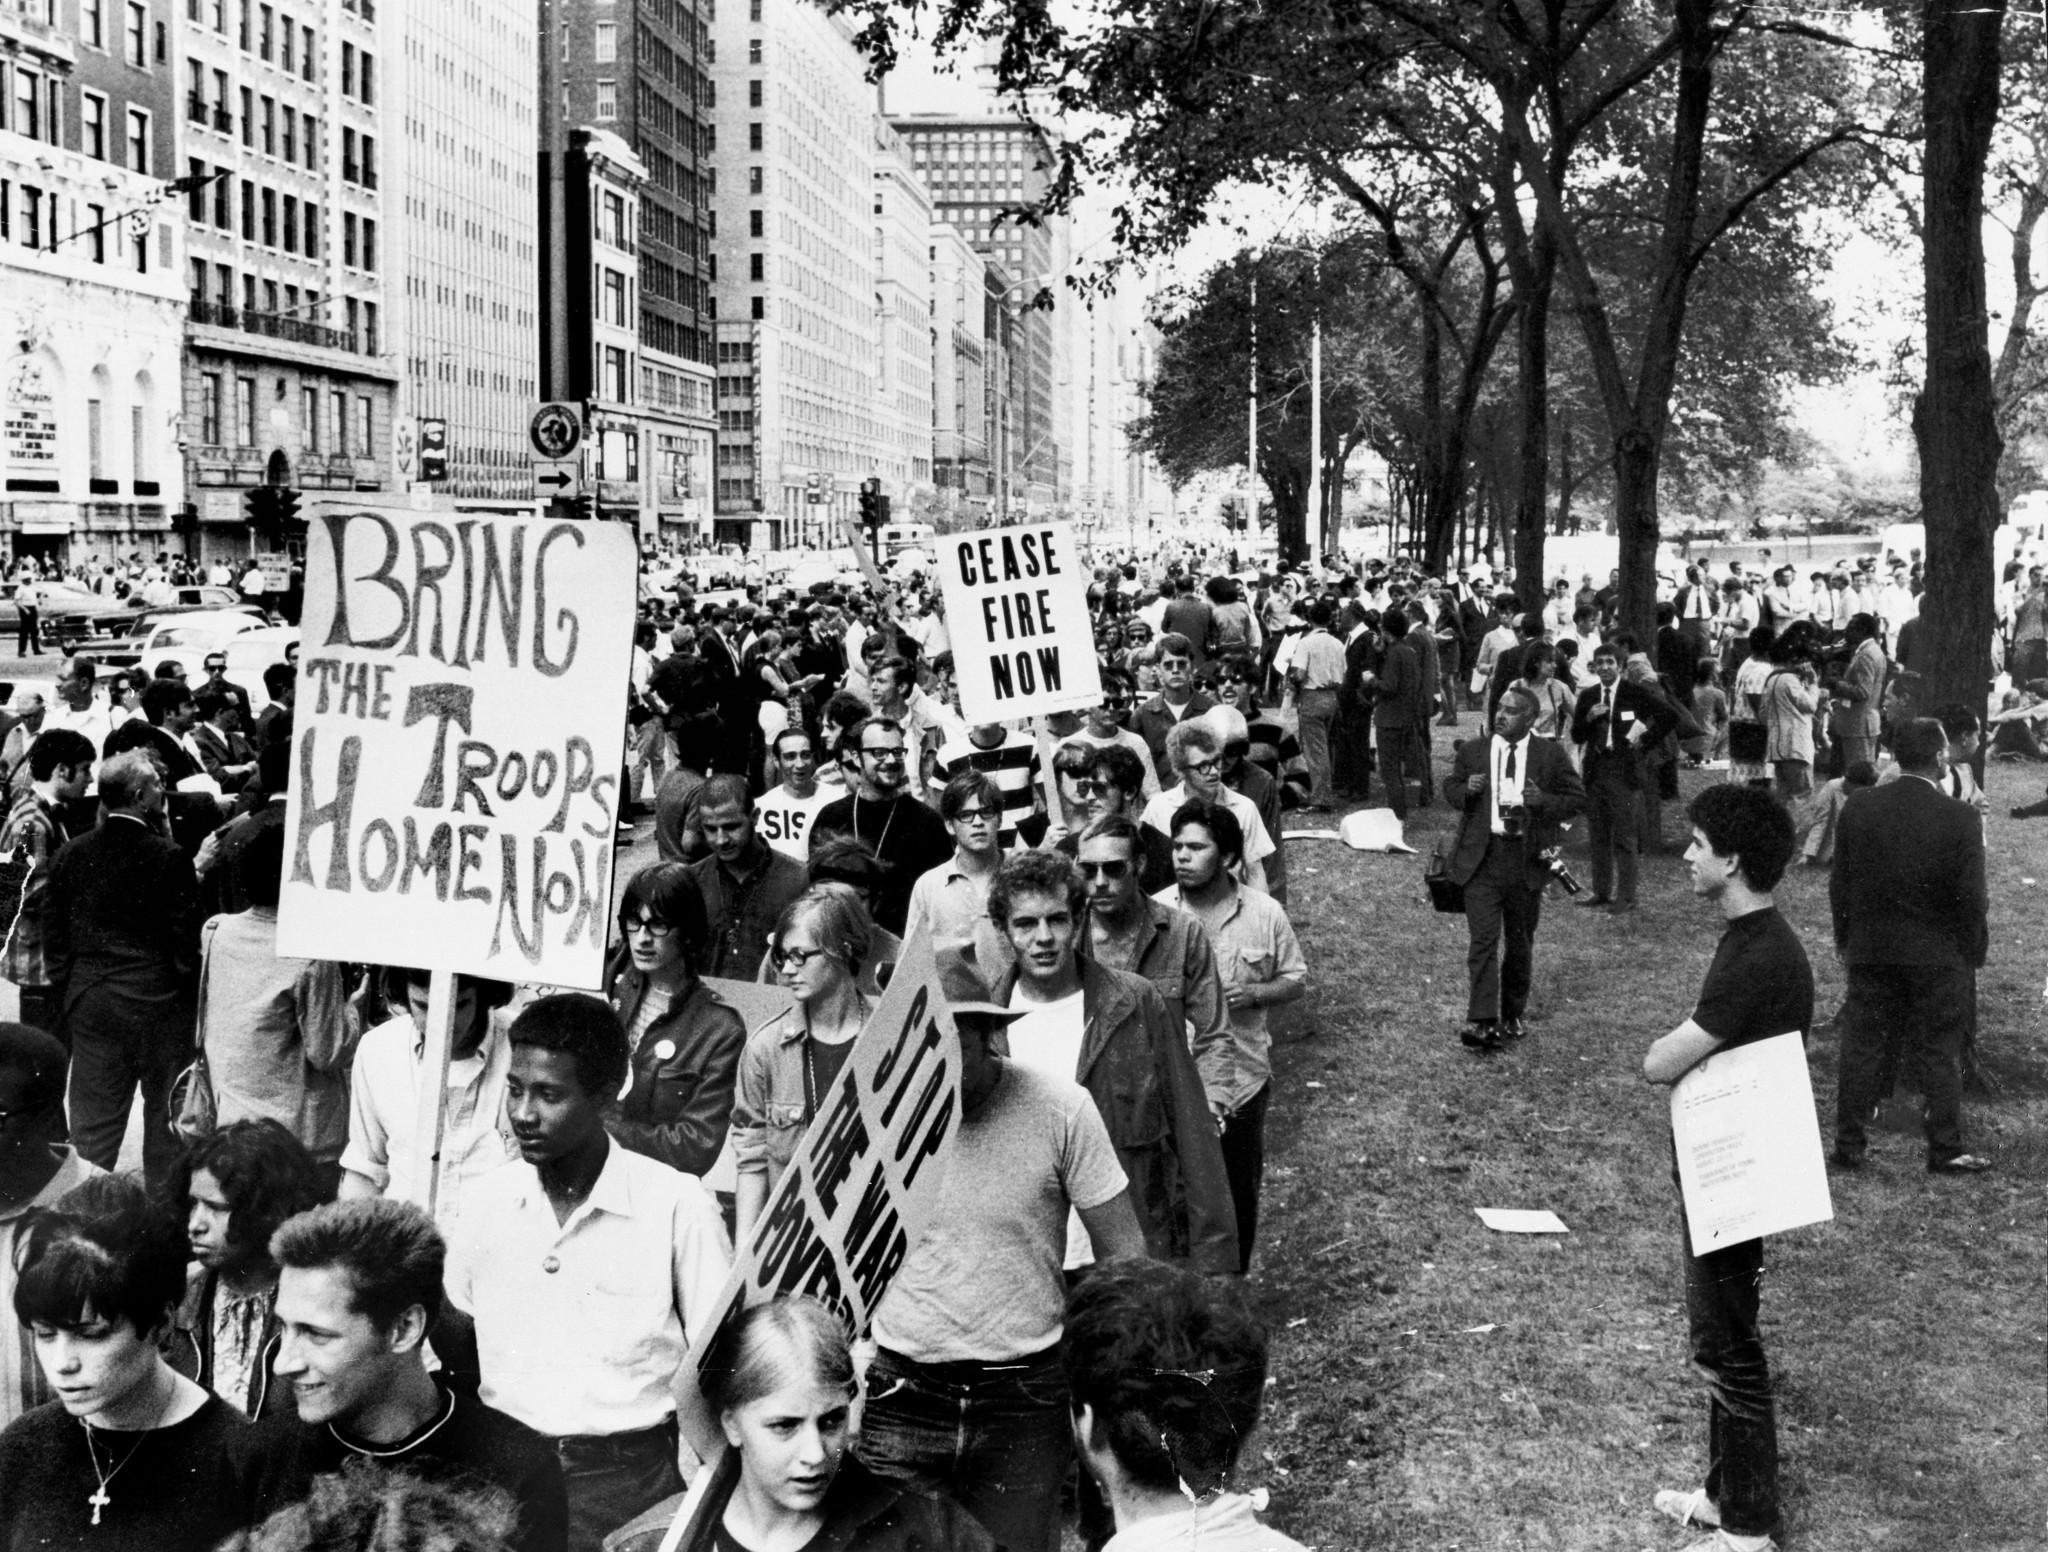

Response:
(89, 610), (277, 680)
(48, 585), (258, 652)
(6, 580), (116, 643)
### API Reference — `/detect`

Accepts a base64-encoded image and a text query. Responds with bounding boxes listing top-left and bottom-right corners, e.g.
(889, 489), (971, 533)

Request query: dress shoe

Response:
(1460, 1022), (1502, 1051)
(1499, 1016), (1527, 1041)
(1928, 1152), (1994, 1174)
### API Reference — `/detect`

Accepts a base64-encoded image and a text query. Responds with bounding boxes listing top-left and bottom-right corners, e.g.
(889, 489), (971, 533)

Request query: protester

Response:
(1132, 633), (1215, 774)
(1073, 669), (1160, 796)
(1823, 615), (1886, 774)
(611, 1297), (995, 1552)
(929, 720), (1043, 846)
(860, 952), (1143, 1552)
(1063, 1258), (1306, 1551)
(440, 994), (732, 1552)
(198, 827), (365, 1184)
(689, 774), (809, 978)
(753, 726), (831, 861)
(1153, 801), (1306, 1270)
(339, 969), (519, 1222)
(1370, 609), (1429, 820)
(245, 1198), (568, 1552)
(811, 717), (952, 934)
(1077, 745), (1175, 893)
(1208, 704), (1289, 906)
(1758, 637), (1822, 802)
(1829, 718), (1993, 1175)
(1572, 644), (1679, 914)
(0, 1022), (103, 1428)
(1444, 685), (1585, 1051)
(1140, 721), (1277, 895)
(1643, 785), (1812, 1552)
(44, 749), (199, 1189)
(191, 686), (260, 793)
(165, 1119), (324, 1418)
(0, 727), (94, 1036)
(0, 1180), (253, 1552)
(1288, 599), (1346, 809)
(901, 771), (1006, 954)
(731, 888), (876, 1239)
(605, 862), (746, 1178)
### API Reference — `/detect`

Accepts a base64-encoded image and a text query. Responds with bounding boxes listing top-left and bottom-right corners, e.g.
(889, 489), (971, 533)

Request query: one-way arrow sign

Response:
(533, 459), (581, 498)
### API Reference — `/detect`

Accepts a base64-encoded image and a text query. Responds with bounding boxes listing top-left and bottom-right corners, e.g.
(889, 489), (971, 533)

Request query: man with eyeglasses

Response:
(1140, 721), (1277, 895)
(1071, 745), (1175, 893)
(903, 773), (1008, 963)
(1068, 669), (1159, 796)
(811, 716), (951, 934)
(198, 651), (253, 727)
(1131, 632), (1214, 777)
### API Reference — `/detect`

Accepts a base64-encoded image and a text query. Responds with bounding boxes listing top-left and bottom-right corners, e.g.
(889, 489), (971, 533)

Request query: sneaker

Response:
(1653, 1488), (1720, 1529)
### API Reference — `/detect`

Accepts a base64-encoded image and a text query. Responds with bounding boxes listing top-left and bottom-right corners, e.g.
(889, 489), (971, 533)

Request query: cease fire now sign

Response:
(938, 521), (1102, 725)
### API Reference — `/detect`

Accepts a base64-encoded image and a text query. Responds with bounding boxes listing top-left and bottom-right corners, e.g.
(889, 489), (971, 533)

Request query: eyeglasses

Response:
(1182, 758), (1222, 778)
(622, 916), (676, 937)
(952, 807), (995, 823)
(861, 746), (907, 762)
(1078, 859), (1130, 879)
(1069, 777), (1103, 796)
(771, 945), (828, 970)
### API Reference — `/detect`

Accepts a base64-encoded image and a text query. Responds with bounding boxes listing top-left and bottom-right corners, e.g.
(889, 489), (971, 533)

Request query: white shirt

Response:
(1004, 986), (1091, 1268)
(752, 784), (832, 861)
(446, 1142), (732, 1438)
(1140, 782), (1276, 892)
(340, 1013), (518, 1225)
(1490, 735), (1528, 836)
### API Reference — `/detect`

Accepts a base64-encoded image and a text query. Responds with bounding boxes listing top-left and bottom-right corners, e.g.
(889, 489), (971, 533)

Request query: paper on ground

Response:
(1475, 1207), (1570, 1234)
(1670, 1031), (1833, 1255)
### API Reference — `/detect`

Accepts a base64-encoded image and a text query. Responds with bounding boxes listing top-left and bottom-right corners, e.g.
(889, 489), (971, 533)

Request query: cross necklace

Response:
(80, 1376), (176, 1526)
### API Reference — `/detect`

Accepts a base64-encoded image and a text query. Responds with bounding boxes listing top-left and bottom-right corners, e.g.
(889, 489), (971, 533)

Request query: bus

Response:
(878, 521), (936, 559)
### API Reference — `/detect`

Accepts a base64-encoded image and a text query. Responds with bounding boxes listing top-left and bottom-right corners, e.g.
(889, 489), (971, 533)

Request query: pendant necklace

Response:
(81, 1377), (176, 1526)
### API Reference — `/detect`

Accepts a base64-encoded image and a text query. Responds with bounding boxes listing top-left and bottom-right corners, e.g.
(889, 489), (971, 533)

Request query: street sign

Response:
(533, 459), (581, 498)
(529, 402), (584, 461)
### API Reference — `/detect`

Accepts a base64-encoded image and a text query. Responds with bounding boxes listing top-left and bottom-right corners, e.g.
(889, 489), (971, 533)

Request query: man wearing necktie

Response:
(1444, 686), (1585, 1051)
(1572, 645), (1680, 914)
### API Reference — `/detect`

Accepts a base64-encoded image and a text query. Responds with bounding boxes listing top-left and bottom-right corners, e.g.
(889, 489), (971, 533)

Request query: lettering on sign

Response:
(937, 521), (1102, 724)
(277, 511), (637, 989)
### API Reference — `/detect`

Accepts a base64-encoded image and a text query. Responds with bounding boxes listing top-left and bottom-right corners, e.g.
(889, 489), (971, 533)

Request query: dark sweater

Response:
(0, 1392), (253, 1552)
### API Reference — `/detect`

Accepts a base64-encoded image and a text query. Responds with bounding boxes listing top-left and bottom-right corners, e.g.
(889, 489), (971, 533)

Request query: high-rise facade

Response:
(871, 119), (931, 500)
(928, 217), (987, 514)
(389, 0), (537, 502)
(889, 112), (1064, 515)
(2, 0), (187, 570)
(174, 0), (399, 562)
(540, 0), (715, 541)
(708, 0), (877, 547)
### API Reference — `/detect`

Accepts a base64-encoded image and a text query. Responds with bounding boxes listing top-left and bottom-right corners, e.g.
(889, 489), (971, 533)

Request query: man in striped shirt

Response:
(929, 723), (1043, 849)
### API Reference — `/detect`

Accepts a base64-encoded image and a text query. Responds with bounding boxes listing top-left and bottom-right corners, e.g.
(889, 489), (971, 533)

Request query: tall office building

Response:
(174, 0), (398, 563)
(889, 112), (1065, 515)
(708, 0), (877, 547)
(1, 0), (187, 569)
(540, 0), (715, 541)
(389, 0), (537, 502)
(928, 217), (987, 513)
(871, 119), (931, 500)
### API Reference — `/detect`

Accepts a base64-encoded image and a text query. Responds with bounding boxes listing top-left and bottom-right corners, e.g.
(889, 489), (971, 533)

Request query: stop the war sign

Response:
(277, 510), (636, 989)
(937, 521), (1102, 725)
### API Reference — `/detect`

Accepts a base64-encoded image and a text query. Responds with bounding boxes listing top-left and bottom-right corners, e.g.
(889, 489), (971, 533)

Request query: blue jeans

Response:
(858, 1345), (1071, 1552)
(553, 1420), (681, 1552)
(1680, 1207), (1780, 1538)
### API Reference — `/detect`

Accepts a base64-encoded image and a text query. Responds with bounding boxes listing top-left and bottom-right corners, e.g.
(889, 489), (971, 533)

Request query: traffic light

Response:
(806, 473), (826, 505)
(419, 418), (448, 482)
(244, 485), (301, 544)
(877, 493), (892, 526)
(858, 477), (882, 530)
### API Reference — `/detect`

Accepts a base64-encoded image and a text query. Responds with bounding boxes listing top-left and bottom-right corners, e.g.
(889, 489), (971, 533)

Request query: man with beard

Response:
(811, 716), (951, 934)
(245, 1197), (568, 1552)
(167, 1120), (325, 1417)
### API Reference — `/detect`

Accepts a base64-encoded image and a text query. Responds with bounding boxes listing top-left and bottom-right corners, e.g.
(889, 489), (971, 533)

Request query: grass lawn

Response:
(1245, 721), (2045, 1551)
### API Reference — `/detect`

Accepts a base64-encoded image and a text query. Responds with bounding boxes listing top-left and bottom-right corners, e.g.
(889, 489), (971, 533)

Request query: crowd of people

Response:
(0, 529), (2019, 1552)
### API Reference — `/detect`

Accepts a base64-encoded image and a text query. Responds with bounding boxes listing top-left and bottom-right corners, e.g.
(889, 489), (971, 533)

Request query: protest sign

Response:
(658, 936), (964, 1551)
(1670, 1032), (1833, 1254)
(937, 521), (1102, 724)
(276, 510), (637, 991)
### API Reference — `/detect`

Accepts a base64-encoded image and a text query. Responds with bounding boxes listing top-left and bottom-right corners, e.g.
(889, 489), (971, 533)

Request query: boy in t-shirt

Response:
(1641, 785), (1813, 1552)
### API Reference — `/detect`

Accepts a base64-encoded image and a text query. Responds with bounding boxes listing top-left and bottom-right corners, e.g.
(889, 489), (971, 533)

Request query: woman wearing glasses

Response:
(731, 888), (875, 1241)
(606, 862), (748, 1180)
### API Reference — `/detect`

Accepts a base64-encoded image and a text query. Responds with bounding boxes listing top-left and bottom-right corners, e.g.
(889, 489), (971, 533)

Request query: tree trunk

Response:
(1555, 411), (1577, 534)
(1513, 248), (1554, 611)
(1916, 0), (2006, 715)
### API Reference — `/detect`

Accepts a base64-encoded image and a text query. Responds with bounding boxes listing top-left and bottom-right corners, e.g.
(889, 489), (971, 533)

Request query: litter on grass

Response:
(1475, 1207), (1571, 1234)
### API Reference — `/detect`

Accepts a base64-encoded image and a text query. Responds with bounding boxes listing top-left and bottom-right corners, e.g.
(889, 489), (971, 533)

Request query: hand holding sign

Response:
(938, 522), (1102, 725)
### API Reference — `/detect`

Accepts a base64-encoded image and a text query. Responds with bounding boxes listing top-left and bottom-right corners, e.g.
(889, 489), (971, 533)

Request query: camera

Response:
(1499, 804), (1527, 839)
(1537, 845), (1583, 896)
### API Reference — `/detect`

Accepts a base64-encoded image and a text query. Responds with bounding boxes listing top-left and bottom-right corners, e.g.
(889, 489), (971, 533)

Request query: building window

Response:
(748, 79), (761, 107)
(259, 3), (273, 59)
(748, 38), (762, 63)
(751, 297), (764, 320)
(240, 85), (253, 144)
(343, 211), (357, 265)
(364, 301), (377, 355)
(84, 0), (105, 47)
(126, 109), (150, 174)
(282, 193), (297, 252)
(82, 94), (107, 159)
(332, 390), (347, 454)
(185, 158), (206, 218)
(341, 42), (354, 97)
(359, 53), (374, 104)
(362, 217), (376, 270)
(281, 14), (293, 71)
(749, 253), (763, 281)
(263, 278), (278, 313)
(87, 400), (104, 478)
(301, 25), (314, 80)
(355, 395), (372, 456)
(202, 374), (222, 444)
(302, 386), (320, 452)
(261, 187), (276, 245)
(303, 203), (317, 257)
(595, 80), (616, 120)
(748, 122), (762, 151)
(748, 167), (762, 194)
(125, 2), (147, 66)
(261, 95), (274, 154)
(85, 204), (106, 262)
(604, 347), (628, 404)
(282, 105), (295, 161)
(235, 376), (256, 446)
(749, 209), (762, 237)
(302, 114), (317, 170)
(595, 21), (615, 61)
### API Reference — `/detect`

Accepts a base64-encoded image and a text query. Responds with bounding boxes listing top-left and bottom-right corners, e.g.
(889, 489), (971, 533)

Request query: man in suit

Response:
(1572, 643), (1680, 914)
(1445, 685), (1585, 1051)
(43, 749), (201, 1190)
(1825, 613), (1887, 771)
(190, 686), (260, 793)
(1371, 611), (1427, 821)
(1484, 611), (1547, 722)
(1830, 718), (1993, 1175)
(1132, 632), (1214, 776)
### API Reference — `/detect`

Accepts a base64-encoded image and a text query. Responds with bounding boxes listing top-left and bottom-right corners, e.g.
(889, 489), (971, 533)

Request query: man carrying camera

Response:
(1444, 686), (1585, 1052)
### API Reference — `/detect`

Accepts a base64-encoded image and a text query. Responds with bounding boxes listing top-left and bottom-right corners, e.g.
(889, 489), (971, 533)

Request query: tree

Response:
(1917, 0), (2008, 716)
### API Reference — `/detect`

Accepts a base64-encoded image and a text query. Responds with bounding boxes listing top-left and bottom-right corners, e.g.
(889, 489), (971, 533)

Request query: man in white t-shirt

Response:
(1139, 719), (1276, 894)
(1067, 668), (1160, 797)
(752, 725), (832, 862)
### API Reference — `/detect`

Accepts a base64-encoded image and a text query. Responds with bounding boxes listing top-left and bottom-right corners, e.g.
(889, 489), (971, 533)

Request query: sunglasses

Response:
(1078, 859), (1130, 879)
(623, 916), (676, 937)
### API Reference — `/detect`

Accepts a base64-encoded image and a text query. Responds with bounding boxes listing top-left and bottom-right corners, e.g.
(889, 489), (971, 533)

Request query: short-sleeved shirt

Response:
(870, 1061), (1126, 1364)
(752, 784), (832, 861)
(1140, 783), (1276, 888)
(1690, 906), (1814, 1053)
